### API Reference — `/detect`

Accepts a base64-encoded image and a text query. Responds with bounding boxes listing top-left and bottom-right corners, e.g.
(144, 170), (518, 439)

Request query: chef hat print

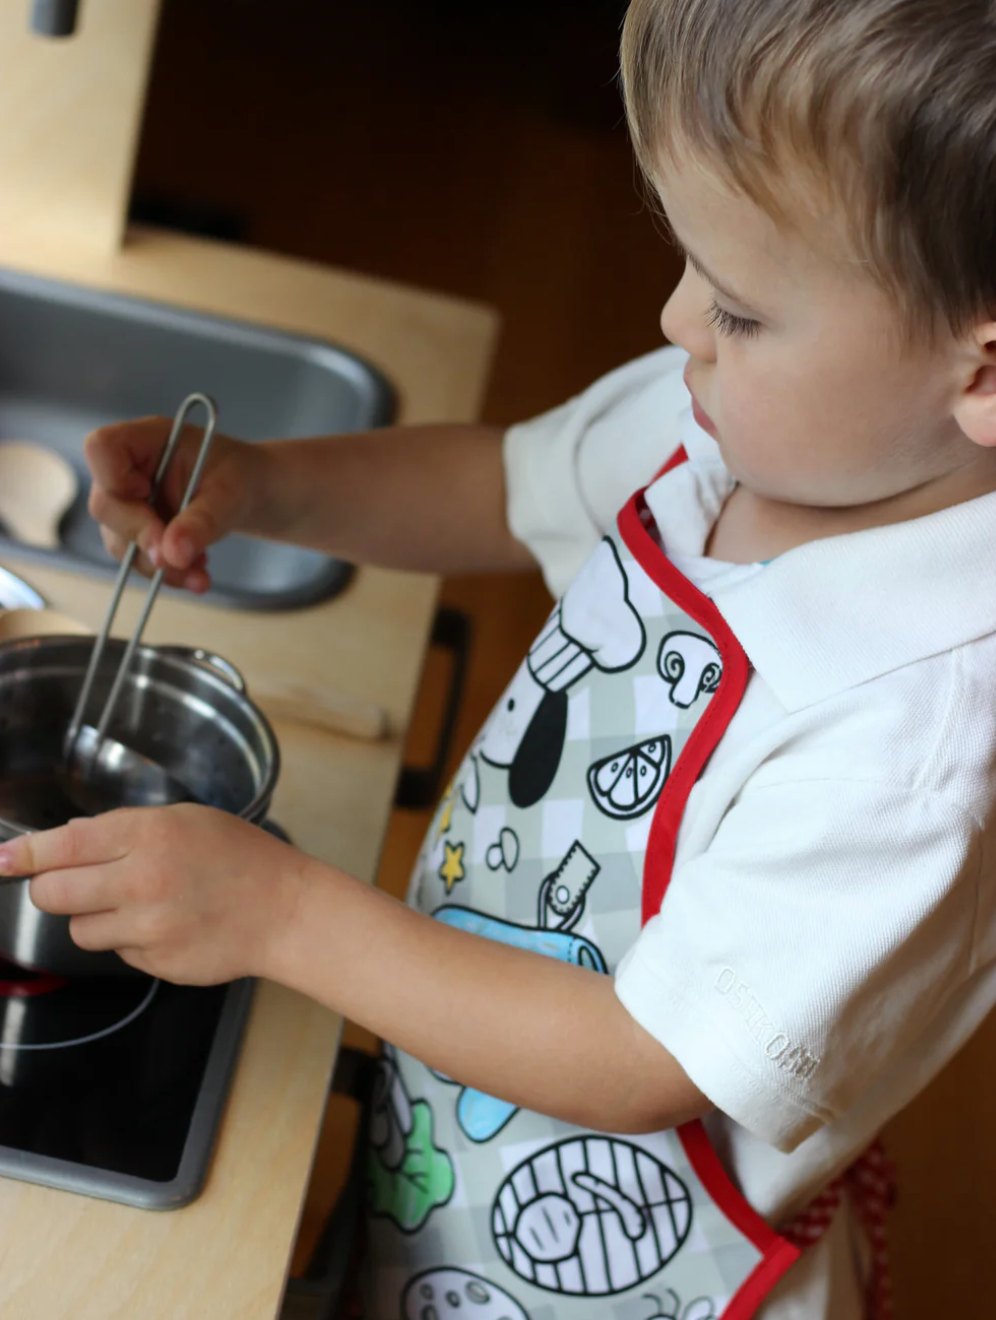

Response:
(480, 539), (646, 809)
(528, 539), (646, 692)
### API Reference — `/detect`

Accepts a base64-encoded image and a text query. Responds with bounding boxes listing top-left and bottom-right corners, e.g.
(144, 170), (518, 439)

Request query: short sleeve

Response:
(614, 777), (981, 1151)
(503, 346), (690, 597)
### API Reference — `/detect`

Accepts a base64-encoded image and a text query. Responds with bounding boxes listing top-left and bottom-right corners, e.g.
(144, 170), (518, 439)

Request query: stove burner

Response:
(0, 819), (279, 1205)
(0, 982), (159, 1050)
(0, 971), (158, 1052)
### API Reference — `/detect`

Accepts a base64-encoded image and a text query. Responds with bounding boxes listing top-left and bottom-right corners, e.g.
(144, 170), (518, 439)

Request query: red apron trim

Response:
(678, 1120), (801, 1316)
(651, 444), (690, 483)
(617, 489), (751, 924)
(619, 477), (894, 1320)
(723, 1238), (807, 1320)
(617, 484), (798, 1315)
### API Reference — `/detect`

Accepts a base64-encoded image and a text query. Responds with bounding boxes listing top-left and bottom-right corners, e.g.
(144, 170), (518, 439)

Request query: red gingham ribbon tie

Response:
(781, 1138), (897, 1320)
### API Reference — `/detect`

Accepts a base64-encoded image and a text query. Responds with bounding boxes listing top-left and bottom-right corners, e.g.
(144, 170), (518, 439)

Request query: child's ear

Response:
(954, 323), (996, 448)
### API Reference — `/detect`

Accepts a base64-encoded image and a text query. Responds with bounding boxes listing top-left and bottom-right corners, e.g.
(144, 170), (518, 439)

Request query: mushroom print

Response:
(401, 1268), (531, 1320)
(491, 1136), (693, 1296)
(480, 539), (646, 808)
(486, 827), (520, 873)
(656, 632), (723, 709)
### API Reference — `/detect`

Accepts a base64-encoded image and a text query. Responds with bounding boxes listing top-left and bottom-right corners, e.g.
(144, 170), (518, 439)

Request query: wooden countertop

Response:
(0, 226), (498, 1319)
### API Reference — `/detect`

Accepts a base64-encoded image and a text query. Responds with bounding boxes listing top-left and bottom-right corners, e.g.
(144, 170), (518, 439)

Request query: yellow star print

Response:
(436, 790), (456, 839)
(438, 840), (466, 894)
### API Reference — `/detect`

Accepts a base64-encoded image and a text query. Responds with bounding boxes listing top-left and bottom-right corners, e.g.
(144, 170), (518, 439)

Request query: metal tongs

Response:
(62, 393), (218, 806)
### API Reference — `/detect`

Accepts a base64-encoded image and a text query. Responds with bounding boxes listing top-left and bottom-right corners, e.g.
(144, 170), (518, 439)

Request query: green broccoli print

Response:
(368, 1098), (455, 1233)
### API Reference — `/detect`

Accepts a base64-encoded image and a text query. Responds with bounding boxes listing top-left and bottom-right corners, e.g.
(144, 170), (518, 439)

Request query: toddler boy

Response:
(5, 1), (996, 1315)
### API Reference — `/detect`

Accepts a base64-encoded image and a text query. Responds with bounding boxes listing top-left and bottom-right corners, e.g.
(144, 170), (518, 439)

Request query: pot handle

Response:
(0, 814), (26, 843)
(395, 607), (472, 809)
(158, 646), (247, 694)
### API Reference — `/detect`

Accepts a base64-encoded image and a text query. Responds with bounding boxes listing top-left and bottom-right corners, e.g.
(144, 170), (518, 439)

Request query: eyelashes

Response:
(705, 301), (761, 339)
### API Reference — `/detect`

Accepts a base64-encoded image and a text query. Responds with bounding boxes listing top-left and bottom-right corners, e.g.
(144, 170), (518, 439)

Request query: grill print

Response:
(491, 1136), (693, 1296)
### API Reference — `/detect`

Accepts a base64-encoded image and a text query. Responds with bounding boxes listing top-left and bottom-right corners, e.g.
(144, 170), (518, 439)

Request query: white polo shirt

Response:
(504, 346), (996, 1318)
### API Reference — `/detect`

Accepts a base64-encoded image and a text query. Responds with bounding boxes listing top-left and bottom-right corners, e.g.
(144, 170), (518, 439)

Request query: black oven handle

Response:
(394, 606), (472, 810)
(282, 1046), (377, 1319)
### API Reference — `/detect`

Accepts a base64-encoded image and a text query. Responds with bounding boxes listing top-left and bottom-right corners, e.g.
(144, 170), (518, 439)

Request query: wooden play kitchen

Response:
(0, 2), (497, 1316)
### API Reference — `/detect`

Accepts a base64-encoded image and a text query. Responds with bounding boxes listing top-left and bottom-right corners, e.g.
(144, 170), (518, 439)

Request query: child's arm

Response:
(0, 807), (710, 1137)
(247, 426), (536, 574)
(265, 851), (709, 1135)
(85, 419), (536, 591)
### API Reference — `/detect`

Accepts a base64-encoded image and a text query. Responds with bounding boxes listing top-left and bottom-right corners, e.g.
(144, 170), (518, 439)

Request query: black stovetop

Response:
(0, 960), (252, 1207)
(0, 821), (293, 1209)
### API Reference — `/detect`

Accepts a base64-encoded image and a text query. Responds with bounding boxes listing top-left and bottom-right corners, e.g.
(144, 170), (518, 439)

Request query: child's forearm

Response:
(263, 858), (709, 1135)
(245, 424), (537, 574)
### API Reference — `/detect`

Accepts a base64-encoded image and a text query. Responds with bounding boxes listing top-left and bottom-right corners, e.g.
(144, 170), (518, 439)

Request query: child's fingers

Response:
(0, 814), (130, 879)
(110, 947), (160, 977)
(99, 526), (209, 592)
(90, 487), (166, 563)
(83, 417), (172, 496)
(183, 561), (212, 594)
(69, 910), (130, 953)
(159, 477), (240, 570)
(99, 526), (161, 580)
(30, 865), (121, 918)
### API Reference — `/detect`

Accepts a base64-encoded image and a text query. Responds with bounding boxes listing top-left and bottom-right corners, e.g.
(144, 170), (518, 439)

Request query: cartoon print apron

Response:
(363, 479), (802, 1320)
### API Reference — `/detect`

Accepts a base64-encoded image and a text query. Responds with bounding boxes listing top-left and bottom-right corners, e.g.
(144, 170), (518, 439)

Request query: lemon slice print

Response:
(587, 735), (671, 820)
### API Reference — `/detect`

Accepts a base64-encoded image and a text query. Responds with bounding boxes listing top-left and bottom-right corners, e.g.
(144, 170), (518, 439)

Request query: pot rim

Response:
(0, 634), (280, 837)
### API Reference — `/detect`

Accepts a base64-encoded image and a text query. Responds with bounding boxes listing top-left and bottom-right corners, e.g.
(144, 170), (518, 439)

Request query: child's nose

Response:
(660, 262), (716, 364)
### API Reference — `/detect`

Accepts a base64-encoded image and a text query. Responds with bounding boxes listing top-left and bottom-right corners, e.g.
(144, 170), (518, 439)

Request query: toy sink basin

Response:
(0, 267), (395, 610)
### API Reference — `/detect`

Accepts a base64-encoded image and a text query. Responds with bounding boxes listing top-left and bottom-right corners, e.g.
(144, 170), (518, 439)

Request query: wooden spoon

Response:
(0, 442), (78, 549)
(0, 607), (91, 641)
(0, 608), (388, 741)
(246, 677), (388, 741)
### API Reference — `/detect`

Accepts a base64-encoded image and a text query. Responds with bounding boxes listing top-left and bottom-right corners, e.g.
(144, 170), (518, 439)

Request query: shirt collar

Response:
(646, 409), (996, 711)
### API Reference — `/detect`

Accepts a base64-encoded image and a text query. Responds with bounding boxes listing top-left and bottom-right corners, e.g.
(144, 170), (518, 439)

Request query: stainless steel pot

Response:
(0, 635), (280, 976)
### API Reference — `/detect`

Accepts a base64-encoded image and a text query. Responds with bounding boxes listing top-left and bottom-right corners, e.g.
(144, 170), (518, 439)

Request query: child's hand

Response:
(85, 417), (265, 594)
(0, 807), (309, 983)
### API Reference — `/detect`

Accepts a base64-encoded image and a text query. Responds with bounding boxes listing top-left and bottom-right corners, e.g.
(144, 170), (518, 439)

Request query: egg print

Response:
(401, 1267), (530, 1320)
(491, 1136), (693, 1296)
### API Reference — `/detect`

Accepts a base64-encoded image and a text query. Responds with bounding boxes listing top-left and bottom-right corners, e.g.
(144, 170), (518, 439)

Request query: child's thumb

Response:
(160, 502), (226, 572)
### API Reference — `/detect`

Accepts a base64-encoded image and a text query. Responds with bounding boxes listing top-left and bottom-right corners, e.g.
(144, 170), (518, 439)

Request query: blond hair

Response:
(620, 0), (996, 340)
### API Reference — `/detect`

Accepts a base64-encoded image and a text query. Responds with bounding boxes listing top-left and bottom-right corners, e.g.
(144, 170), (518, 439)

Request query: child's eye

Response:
(705, 301), (761, 339)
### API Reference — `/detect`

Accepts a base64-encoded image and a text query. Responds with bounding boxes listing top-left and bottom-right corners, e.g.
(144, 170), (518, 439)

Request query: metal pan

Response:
(0, 636), (279, 976)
